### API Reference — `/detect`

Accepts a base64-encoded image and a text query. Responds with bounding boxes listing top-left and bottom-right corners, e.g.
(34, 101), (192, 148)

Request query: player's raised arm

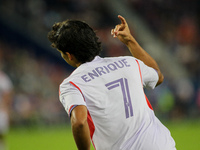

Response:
(111, 15), (164, 86)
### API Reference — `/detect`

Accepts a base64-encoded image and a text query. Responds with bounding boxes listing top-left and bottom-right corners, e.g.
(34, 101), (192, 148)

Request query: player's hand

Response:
(111, 15), (134, 45)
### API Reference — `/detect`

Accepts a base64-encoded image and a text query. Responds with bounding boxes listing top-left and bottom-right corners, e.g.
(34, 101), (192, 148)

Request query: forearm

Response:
(126, 37), (158, 69)
(72, 121), (91, 150)
(126, 37), (164, 85)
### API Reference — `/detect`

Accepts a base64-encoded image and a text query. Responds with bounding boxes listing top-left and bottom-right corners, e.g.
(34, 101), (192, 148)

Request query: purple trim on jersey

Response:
(68, 105), (78, 116)
(153, 69), (158, 74)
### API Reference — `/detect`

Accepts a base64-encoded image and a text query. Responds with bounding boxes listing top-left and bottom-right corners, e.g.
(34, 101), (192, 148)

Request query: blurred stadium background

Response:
(0, 0), (200, 149)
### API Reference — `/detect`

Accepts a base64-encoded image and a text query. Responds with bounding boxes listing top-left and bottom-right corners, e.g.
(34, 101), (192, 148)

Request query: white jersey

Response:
(59, 56), (176, 150)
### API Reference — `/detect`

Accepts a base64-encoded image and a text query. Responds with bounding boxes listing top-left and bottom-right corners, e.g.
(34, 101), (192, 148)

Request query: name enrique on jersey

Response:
(81, 58), (131, 82)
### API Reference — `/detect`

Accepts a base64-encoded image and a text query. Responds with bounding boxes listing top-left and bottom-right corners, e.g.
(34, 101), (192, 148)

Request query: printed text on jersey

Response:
(81, 59), (131, 82)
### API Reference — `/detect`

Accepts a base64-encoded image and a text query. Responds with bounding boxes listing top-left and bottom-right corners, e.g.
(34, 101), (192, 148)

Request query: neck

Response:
(75, 62), (82, 67)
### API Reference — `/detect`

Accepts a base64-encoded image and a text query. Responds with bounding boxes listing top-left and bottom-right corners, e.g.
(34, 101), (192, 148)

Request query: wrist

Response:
(126, 36), (138, 47)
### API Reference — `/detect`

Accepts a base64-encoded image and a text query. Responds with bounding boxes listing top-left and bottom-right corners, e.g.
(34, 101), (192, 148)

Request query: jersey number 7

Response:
(105, 78), (133, 118)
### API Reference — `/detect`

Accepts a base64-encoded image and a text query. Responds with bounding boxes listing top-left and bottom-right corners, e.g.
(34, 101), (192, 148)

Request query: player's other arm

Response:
(111, 15), (164, 86)
(127, 36), (164, 86)
(70, 105), (91, 150)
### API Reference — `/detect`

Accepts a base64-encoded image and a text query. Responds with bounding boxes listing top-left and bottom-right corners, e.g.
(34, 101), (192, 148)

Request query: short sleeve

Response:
(136, 59), (159, 89)
(59, 81), (86, 116)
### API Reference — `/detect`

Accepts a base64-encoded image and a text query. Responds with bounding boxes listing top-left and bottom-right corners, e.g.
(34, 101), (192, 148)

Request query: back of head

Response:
(48, 20), (102, 63)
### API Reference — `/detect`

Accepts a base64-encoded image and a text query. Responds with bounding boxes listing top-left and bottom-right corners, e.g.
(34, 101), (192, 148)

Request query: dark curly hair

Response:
(47, 20), (102, 63)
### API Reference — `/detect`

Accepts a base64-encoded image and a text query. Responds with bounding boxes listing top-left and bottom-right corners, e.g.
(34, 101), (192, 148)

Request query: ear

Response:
(66, 52), (73, 60)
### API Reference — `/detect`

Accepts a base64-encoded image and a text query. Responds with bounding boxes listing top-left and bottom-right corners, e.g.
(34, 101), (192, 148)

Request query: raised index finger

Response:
(118, 15), (127, 25)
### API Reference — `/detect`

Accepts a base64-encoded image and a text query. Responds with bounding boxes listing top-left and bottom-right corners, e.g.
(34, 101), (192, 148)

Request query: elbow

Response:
(73, 121), (85, 129)
(156, 73), (164, 86)
(71, 117), (88, 130)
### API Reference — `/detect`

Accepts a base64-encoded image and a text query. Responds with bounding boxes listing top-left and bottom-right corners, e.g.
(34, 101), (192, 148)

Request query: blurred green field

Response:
(6, 125), (95, 150)
(6, 119), (200, 150)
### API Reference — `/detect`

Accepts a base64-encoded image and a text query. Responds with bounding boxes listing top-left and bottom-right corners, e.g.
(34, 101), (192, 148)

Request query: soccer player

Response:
(48, 15), (176, 150)
(0, 71), (13, 150)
